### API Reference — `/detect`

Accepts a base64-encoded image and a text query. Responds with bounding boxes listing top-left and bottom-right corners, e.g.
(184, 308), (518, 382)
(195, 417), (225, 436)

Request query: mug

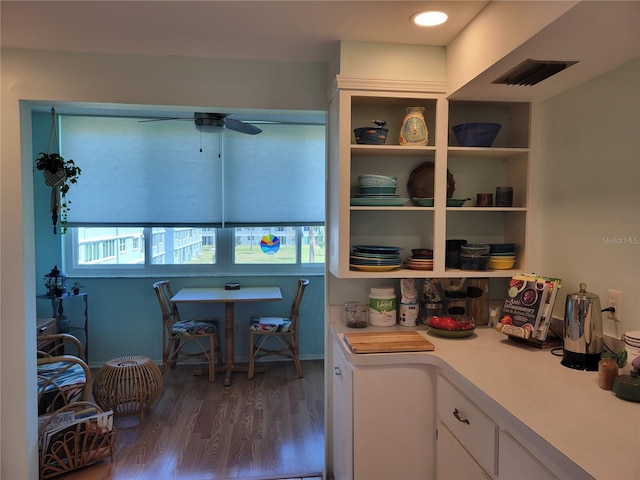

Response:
(476, 193), (493, 207)
(495, 186), (513, 207)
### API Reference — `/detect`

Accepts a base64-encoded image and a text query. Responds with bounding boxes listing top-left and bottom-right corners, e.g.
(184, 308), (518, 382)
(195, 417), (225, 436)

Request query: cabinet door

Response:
(437, 421), (491, 480)
(332, 339), (354, 480)
(499, 430), (558, 480)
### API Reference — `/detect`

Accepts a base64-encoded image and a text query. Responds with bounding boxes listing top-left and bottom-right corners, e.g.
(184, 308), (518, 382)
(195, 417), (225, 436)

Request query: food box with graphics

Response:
(496, 274), (549, 339)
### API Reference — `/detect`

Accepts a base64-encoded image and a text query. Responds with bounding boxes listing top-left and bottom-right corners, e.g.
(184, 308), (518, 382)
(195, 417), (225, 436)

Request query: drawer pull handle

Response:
(38, 326), (48, 332)
(453, 408), (470, 425)
(333, 366), (342, 376)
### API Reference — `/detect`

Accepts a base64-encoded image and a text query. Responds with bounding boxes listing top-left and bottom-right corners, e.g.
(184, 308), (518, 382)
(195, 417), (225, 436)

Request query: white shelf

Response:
(329, 88), (532, 281)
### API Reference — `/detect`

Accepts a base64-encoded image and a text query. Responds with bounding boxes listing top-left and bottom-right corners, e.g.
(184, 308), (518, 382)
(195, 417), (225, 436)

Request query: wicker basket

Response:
(39, 401), (116, 479)
(44, 169), (67, 188)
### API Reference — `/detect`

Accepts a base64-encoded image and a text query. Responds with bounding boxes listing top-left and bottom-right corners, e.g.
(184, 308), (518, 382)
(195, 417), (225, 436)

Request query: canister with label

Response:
(369, 287), (397, 327)
(399, 302), (419, 327)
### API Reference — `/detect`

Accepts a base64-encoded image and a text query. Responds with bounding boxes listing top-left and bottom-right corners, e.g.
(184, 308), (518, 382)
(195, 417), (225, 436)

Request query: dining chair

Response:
(247, 278), (309, 379)
(152, 280), (222, 383)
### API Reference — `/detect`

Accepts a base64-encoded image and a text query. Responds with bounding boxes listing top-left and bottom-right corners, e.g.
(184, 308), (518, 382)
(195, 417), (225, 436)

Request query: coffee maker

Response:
(561, 283), (603, 371)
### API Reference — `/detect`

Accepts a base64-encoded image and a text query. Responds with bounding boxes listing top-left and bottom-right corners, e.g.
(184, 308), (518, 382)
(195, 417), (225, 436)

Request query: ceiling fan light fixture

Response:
(194, 116), (225, 132)
(411, 11), (448, 27)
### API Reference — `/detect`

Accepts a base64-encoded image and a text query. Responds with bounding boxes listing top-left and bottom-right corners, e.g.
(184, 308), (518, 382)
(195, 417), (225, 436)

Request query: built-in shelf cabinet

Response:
(328, 80), (533, 279)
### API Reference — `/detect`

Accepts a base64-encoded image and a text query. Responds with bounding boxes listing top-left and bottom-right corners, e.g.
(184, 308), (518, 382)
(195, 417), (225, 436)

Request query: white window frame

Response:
(64, 225), (324, 278)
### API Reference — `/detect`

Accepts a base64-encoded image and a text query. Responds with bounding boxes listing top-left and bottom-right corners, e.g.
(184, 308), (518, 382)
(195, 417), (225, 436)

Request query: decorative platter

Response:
(407, 162), (456, 199)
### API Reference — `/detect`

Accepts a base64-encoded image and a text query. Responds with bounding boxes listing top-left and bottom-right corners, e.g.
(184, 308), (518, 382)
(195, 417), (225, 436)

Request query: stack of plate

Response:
(623, 331), (640, 349)
(351, 175), (408, 206)
(350, 245), (402, 272)
(488, 243), (517, 269)
(405, 248), (433, 270)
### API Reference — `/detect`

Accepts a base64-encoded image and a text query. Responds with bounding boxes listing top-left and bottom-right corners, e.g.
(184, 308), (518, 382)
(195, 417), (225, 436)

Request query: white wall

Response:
(538, 58), (640, 338)
(0, 48), (328, 479)
(446, 1), (577, 95)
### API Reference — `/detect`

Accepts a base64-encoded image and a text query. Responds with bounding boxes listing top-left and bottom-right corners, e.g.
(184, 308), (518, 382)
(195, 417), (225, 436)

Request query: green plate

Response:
(427, 325), (476, 338)
(351, 197), (409, 206)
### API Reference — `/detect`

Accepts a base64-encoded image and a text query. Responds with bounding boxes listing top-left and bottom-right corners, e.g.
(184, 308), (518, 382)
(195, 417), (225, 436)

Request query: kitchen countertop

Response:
(331, 318), (640, 480)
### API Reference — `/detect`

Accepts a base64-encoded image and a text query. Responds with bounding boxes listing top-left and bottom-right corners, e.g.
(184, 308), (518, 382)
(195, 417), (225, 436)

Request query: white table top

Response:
(170, 286), (282, 304)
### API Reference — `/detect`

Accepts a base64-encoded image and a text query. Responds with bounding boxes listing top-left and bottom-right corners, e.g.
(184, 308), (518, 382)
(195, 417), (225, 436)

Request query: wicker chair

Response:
(37, 334), (92, 415)
(152, 280), (222, 382)
(248, 278), (309, 379)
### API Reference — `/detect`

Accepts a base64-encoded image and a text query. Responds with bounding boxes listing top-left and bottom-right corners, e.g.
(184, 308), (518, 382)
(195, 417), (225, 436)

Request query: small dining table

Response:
(170, 286), (282, 385)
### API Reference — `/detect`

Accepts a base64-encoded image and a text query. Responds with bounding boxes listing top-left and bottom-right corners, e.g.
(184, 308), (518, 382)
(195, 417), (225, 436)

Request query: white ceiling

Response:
(2, 1), (639, 104)
(1, 1), (488, 63)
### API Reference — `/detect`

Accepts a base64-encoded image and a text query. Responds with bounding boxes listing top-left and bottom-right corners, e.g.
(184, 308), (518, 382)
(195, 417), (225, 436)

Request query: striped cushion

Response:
(37, 360), (88, 413)
(172, 318), (218, 335)
(37, 361), (87, 393)
(249, 316), (292, 333)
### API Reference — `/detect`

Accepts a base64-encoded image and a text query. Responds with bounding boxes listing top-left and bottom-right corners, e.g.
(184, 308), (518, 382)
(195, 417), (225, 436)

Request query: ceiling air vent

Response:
(492, 59), (578, 86)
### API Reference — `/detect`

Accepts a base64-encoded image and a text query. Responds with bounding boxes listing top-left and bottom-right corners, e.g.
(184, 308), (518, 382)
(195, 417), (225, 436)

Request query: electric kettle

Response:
(561, 283), (603, 371)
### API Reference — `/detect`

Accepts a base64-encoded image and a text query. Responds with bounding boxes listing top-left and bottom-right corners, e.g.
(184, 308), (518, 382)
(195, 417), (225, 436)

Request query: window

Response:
(59, 111), (326, 276)
(66, 225), (324, 275)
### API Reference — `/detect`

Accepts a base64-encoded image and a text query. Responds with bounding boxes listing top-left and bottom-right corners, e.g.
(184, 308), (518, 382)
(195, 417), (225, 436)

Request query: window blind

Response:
(60, 115), (325, 226)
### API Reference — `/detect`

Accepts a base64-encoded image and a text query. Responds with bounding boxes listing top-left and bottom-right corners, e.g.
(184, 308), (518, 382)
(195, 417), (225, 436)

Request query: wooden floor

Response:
(61, 360), (325, 480)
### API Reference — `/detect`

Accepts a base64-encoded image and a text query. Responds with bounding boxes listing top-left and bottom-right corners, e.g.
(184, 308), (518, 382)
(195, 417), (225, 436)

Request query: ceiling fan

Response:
(140, 112), (262, 135)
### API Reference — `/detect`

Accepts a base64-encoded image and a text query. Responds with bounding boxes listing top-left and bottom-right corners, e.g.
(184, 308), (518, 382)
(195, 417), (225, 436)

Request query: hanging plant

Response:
(34, 108), (81, 234)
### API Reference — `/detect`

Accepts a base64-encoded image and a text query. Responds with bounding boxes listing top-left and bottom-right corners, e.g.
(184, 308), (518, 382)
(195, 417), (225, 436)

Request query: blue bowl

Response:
(452, 123), (502, 147)
(354, 127), (388, 145)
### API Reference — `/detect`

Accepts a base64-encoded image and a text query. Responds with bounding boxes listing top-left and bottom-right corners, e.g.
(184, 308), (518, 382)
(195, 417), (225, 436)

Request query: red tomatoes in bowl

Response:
(428, 316), (474, 331)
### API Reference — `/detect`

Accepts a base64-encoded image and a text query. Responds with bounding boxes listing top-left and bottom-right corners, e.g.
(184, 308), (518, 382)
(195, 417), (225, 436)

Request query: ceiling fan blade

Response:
(224, 117), (262, 135)
(138, 117), (190, 122)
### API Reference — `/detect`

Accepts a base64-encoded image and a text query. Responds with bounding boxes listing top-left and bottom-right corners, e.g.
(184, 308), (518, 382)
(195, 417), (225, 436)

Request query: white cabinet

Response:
(436, 375), (498, 477)
(437, 374), (564, 480)
(436, 421), (491, 480)
(499, 430), (557, 480)
(332, 338), (354, 480)
(331, 336), (436, 480)
(327, 79), (533, 279)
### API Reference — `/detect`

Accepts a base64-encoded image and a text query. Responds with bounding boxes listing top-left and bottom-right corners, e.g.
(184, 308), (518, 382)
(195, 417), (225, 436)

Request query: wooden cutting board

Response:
(343, 331), (435, 353)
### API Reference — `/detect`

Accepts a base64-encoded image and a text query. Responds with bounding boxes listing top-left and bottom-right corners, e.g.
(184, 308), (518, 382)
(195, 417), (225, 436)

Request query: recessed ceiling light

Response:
(412, 11), (448, 27)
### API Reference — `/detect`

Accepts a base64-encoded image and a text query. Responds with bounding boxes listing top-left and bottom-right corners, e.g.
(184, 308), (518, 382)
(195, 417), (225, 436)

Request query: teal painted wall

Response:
(32, 112), (326, 367)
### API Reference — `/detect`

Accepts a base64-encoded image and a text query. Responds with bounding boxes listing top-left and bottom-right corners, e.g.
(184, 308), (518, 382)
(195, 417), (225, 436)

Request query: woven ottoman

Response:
(92, 356), (163, 421)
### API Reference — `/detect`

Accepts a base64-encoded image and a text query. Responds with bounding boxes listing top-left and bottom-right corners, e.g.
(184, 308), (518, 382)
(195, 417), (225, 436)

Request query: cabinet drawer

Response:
(437, 375), (497, 476)
(36, 317), (56, 337)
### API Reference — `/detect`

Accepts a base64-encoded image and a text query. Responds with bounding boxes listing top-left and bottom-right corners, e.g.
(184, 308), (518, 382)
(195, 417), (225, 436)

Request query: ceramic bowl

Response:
(427, 315), (476, 338)
(460, 244), (491, 255)
(460, 255), (490, 270)
(411, 248), (433, 259)
(357, 174), (397, 187)
(452, 122), (502, 147)
(412, 197), (434, 207)
(447, 198), (470, 207)
(354, 127), (388, 145)
(488, 259), (516, 270)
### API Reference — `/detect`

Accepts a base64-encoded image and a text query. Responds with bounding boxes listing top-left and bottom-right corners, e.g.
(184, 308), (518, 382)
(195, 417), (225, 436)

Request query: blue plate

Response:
(352, 245), (402, 254)
(351, 251), (401, 259)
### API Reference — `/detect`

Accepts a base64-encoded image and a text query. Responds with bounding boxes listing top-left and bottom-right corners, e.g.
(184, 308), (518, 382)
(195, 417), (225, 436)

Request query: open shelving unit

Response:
(328, 80), (533, 280)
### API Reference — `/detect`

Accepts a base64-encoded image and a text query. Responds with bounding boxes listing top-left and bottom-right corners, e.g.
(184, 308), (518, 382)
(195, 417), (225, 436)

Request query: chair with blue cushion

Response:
(248, 278), (309, 379)
(153, 280), (222, 383)
(37, 333), (91, 415)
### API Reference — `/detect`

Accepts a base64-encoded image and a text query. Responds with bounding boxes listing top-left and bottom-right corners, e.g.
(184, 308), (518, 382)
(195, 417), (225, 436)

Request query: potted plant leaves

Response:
(72, 281), (84, 295)
(35, 108), (81, 234)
